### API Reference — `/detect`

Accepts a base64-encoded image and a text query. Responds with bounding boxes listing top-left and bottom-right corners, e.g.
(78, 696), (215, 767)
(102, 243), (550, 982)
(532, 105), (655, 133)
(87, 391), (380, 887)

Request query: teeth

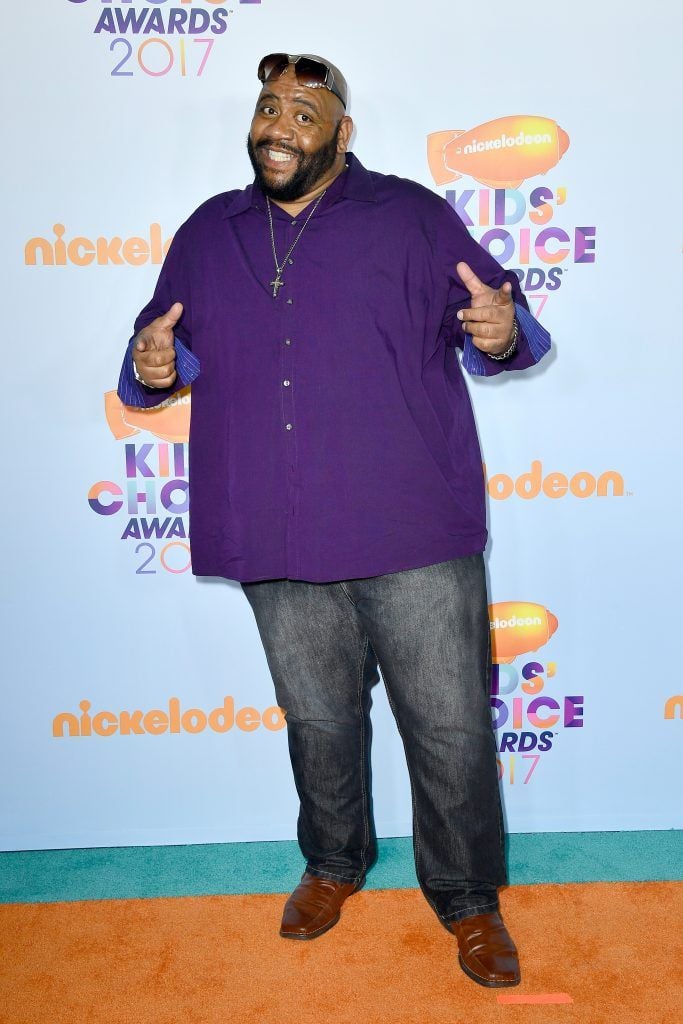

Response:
(268, 149), (293, 162)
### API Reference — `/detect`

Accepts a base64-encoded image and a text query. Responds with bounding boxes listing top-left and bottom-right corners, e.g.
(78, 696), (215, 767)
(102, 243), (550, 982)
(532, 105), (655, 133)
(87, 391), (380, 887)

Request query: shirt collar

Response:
(222, 151), (376, 219)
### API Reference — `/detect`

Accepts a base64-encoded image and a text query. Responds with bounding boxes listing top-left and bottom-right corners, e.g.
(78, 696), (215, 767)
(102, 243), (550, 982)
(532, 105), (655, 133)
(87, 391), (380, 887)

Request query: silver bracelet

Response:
(488, 315), (519, 361)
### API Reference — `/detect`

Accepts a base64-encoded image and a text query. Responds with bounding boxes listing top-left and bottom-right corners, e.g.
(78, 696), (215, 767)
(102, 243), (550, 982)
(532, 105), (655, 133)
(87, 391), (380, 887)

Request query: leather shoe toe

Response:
(447, 910), (520, 987)
(280, 872), (361, 940)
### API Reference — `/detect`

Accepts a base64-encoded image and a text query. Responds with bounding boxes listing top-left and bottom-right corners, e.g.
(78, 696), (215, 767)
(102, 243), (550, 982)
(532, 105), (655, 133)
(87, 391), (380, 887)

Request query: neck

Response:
(268, 154), (348, 216)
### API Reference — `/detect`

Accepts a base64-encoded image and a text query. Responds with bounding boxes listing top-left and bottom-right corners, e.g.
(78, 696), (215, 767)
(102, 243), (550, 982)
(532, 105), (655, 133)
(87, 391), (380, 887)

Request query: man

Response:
(118, 53), (551, 988)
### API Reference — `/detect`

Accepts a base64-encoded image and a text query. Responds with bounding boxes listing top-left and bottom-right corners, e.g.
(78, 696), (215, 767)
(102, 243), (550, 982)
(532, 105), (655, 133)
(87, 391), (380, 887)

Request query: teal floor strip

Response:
(0, 831), (681, 905)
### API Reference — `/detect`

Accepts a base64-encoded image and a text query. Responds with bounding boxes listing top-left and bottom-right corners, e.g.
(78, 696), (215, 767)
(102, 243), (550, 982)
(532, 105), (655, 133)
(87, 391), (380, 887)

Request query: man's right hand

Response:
(133, 301), (183, 388)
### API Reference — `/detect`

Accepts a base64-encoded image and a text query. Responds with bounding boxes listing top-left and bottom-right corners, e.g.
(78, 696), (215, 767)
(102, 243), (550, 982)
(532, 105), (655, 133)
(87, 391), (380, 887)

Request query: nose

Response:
(263, 112), (296, 143)
(266, 114), (301, 146)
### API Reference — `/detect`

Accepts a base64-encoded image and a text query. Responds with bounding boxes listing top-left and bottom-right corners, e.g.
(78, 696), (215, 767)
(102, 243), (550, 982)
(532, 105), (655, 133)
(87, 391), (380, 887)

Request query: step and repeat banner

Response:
(3, 1), (681, 850)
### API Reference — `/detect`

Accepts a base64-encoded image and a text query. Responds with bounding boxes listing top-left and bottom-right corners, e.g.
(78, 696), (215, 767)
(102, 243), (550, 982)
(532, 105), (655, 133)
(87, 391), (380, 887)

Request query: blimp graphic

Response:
(427, 115), (570, 189)
(489, 601), (558, 664)
(104, 388), (190, 444)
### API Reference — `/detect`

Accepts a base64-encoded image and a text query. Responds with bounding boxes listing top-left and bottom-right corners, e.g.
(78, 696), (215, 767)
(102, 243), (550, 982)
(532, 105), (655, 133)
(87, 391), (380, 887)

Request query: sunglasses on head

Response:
(257, 53), (347, 110)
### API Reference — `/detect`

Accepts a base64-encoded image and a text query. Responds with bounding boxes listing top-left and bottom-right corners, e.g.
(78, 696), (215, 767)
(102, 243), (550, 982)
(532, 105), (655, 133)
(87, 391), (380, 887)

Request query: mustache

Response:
(256, 140), (302, 157)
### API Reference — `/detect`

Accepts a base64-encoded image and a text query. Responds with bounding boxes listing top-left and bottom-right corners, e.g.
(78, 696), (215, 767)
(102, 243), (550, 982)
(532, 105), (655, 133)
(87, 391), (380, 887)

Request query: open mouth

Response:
(259, 146), (299, 168)
(267, 149), (295, 163)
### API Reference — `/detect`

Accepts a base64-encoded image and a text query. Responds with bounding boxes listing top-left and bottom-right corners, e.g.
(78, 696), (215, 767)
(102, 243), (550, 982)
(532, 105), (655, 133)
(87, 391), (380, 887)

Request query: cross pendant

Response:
(271, 277), (284, 298)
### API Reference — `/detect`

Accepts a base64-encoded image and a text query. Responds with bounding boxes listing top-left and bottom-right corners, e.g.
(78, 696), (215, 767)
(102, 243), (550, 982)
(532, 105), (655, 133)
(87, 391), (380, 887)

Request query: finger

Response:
(139, 357), (176, 379)
(456, 261), (488, 297)
(492, 280), (514, 305)
(146, 370), (177, 389)
(140, 348), (177, 368)
(135, 336), (147, 352)
(141, 363), (177, 384)
(140, 324), (176, 351)
(462, 321), (510, 343)
(470, 334), (510, 354)
(138, 303), (183, 350)
(458, 305), (507, 324)
(157, 301), (184, 329)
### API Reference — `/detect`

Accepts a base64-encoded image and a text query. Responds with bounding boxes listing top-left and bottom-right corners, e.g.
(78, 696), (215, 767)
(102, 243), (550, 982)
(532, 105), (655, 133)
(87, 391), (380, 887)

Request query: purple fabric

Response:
(117, 152), (550, 582)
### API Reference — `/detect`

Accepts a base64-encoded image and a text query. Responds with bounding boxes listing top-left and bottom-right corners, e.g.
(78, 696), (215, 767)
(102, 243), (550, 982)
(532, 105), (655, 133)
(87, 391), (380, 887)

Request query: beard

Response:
(247, 125), (341, 202)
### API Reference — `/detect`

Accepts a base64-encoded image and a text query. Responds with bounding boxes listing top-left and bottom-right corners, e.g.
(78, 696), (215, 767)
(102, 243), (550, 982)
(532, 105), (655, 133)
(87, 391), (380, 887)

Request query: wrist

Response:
(488, 314), (519, 361)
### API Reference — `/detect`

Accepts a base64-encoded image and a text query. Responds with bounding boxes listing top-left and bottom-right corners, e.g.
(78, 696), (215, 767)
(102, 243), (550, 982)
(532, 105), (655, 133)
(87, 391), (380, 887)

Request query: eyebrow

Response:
(258, 90), (321, 115)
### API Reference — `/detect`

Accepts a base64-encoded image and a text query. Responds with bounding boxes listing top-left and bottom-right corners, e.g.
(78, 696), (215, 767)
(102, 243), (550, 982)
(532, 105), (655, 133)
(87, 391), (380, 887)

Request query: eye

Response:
(259, 104), (277, 116)
(297, 113), (313, 124)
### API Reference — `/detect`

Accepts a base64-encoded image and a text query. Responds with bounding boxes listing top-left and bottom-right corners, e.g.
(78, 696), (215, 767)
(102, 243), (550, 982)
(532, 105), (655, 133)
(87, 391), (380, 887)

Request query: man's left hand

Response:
(456, 261), (515, 356)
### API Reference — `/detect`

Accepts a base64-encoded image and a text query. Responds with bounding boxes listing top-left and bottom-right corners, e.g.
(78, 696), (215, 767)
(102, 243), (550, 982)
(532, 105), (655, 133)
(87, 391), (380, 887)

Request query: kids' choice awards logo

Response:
(488, 601), (583, 787)
(428, 115), (594, 317)
(66, 0), (264, 80)
(88, 389), (193, 575)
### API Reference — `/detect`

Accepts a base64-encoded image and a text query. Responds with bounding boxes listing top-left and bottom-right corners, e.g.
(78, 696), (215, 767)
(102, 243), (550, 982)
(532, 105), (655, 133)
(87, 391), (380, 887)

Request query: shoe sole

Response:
(458, 952), (521, 988)
(280, 911), (341, 940)
(279, 877), (365, 940)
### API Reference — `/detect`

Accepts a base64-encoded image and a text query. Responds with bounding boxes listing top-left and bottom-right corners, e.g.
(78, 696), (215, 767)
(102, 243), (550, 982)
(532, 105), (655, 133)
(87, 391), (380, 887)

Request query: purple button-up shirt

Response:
(118, 152), (550, 582)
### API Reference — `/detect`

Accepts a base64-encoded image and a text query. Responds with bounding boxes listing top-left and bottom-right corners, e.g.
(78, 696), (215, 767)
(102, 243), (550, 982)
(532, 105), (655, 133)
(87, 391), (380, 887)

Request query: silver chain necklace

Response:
(266, 189), (327, 298)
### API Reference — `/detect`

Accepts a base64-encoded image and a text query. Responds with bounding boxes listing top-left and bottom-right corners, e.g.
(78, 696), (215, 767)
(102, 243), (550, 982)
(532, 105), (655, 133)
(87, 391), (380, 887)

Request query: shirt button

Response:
(286, 298), (293, 305)
(285, 423), (293, 430)
(288, 259), (294, 265)
(283, 379), (290, 386)
(284, 338), (292, 345)
(291, 220), (297, 225)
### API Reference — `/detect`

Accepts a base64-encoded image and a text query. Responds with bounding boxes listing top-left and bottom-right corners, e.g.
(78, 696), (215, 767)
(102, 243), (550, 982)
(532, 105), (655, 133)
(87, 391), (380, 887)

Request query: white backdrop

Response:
(3, 0), (681, 850)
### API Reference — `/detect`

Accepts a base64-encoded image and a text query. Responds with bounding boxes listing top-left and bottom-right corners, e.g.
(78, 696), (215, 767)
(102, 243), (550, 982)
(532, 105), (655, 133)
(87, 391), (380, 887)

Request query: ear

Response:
(336, 115), (354, 153)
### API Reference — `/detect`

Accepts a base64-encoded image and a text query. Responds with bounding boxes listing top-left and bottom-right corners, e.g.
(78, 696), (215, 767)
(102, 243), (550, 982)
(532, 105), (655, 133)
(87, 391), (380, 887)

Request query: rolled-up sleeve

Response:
(461, 301), (551, 377)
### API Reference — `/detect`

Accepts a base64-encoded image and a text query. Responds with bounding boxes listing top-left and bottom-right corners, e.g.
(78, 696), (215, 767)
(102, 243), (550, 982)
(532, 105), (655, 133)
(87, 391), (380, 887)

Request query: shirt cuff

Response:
(514, 303), (552, 363)
(461, 302), (551, 377)
(175, 339), (201, 386)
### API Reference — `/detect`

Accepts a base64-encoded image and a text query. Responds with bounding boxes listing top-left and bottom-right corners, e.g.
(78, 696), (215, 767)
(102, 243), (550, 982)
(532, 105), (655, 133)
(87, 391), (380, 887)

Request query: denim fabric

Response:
(241, 553), (507, 922)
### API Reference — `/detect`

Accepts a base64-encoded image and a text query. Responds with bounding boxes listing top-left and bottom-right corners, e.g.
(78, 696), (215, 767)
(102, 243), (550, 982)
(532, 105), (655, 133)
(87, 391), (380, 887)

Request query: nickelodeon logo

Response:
(489, 602), (558, 664)
(484, 461), (624, 500)
(105, 389), (191, 444)
(664, 696), (683, 719)
(427, 115), (570, 189)
(53, 697), (286, 738)
(25, 224), (172, 267)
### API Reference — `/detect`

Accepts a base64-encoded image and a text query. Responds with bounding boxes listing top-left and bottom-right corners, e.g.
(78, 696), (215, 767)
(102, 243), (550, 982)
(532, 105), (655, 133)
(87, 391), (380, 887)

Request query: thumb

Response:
(496, 281), (514, 302)
(456, 261), (486, 297)
(158, 301), (184, 329)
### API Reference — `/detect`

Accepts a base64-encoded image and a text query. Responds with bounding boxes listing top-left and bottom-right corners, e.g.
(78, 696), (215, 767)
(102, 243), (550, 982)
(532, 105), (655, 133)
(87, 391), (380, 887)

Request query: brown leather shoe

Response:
(447, 911), (521, 987)
(280, 871), (361, 939)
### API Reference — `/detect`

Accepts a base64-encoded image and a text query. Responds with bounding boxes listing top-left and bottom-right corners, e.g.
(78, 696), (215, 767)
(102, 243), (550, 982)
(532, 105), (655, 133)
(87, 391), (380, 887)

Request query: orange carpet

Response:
(1, 882), (681, 1024)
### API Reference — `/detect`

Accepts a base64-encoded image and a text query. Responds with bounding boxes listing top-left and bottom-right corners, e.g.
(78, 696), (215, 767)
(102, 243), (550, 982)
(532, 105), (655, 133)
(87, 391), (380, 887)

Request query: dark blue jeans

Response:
(241, 553), (506, 923)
